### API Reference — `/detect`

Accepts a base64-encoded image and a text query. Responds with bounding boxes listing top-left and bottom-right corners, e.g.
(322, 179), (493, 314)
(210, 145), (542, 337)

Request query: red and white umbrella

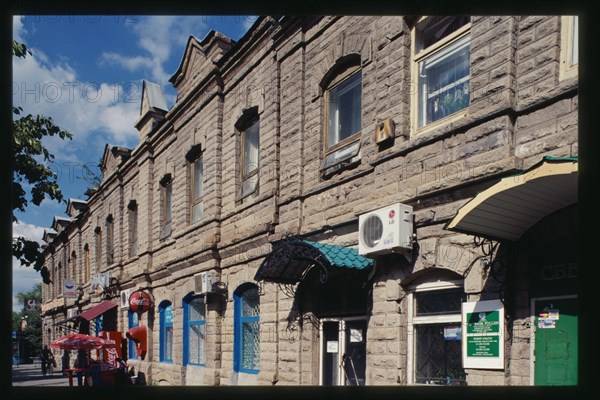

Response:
(50, 333), (115, 351)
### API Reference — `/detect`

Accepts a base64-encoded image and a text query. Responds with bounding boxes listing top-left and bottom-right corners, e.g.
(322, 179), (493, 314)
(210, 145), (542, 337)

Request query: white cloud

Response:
(12, 46), (141, 161)
(241, 16), (259, 32)
(13, 221), (45, 242)
(99, 53), (150, 73)
(13, 15), (26, 42)
(12, 221), (44, 312)
(13, 258), (42, 312)
(99, 16), (209, 85)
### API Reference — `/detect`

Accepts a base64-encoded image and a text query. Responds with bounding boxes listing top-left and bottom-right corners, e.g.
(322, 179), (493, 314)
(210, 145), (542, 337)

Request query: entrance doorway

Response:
(532, 296), (577, 385)
(319, 317), (367, 386)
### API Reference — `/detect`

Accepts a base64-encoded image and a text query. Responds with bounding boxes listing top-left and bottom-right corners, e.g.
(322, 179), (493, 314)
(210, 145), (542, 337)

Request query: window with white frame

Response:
(326, 68), (362, 150)
(560, 16), (578, 80)
(183, 295), (206, 366)
(321, 66), (363, 177)
(236, 107), (260, 199)
(407, 279), (467, 385)
(186, 144), (204, 223)
(413, 16), (471, 129)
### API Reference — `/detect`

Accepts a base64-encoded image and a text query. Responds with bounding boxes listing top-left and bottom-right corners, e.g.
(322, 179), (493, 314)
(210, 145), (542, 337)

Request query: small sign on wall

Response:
(462, 299), (504, 369)
(326, 341), (338, 353)
(63, 279), (78, 298)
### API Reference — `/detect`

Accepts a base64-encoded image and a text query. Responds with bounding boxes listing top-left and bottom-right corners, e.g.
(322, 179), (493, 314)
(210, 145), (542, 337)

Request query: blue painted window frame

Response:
(159, 301), (173, 363)
(94, 315), (103, 336)
(233, 283), (260, 374)
(128, 311), (139, 360)
(182, 294), (206, 366)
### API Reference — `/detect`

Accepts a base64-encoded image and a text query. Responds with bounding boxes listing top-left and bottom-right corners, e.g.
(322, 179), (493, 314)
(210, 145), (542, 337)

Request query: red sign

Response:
(99, 331), (122, 368)
(129, 290), (153, 314)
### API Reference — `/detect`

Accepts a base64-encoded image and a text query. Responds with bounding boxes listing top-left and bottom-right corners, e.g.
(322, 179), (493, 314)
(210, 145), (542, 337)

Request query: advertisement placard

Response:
(462, 299), (504, 369)
(63, 279), (78, 298)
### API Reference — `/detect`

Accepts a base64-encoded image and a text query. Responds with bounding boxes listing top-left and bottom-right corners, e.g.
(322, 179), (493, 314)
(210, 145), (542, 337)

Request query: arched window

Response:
(57, 262), (63, 296)
(70, 250), (77, 283)
(185, 145), (204, 223)
(183, 294), (206, 366)
(324, 67), (362, 150)
(233, 283), (260, 374)
(83, 244), (90, 284)
(128, 310), (139, 360)
(159, 301), (173, 363)
(106, 215), (114, 265)
(94, 226), (102, 270)
(320, 59), (363, 177)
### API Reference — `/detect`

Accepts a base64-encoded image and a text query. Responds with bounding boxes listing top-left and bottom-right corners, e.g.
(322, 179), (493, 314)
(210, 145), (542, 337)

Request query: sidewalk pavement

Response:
(12, 362), (70, 387)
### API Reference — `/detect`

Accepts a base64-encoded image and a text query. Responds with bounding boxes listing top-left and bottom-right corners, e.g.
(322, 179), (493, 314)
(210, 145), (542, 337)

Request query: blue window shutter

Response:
(182, 299), (189, 366)
(128, 311), (138, 360)
(159, 306), (164, 362)
(233, 291), (241, 372)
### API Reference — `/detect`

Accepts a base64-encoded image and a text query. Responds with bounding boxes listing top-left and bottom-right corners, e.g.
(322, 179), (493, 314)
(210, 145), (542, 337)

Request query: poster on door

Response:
(462, 299), (504, 369)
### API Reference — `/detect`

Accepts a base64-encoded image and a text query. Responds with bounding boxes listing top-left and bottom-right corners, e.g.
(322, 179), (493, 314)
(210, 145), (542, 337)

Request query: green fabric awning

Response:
(254, 238), (374, 284)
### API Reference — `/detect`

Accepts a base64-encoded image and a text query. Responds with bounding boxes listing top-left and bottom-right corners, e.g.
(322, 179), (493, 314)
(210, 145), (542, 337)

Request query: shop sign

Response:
(63, 278), (78, 298)
(462, 299), (504, 369)
(129, 290), (153, 314)
(24, 298), (40, 311)
(89, 272), (110, 294)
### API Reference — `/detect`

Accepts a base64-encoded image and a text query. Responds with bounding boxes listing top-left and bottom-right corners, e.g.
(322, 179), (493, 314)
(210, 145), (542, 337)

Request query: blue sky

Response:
(12, 15), (255, 311)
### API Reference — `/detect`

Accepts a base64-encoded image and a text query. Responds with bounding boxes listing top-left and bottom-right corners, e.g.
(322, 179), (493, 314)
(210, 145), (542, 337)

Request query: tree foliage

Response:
(13, 284), (43, 360)
(12, 40), (73, 284)
(81, 157), (103, 197)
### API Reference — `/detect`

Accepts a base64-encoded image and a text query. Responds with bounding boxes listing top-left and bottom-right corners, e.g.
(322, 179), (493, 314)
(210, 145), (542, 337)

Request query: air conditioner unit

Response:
(358, 203), (413, 256)
(120, 289), (131, 309)
(194, 271), (219, 294)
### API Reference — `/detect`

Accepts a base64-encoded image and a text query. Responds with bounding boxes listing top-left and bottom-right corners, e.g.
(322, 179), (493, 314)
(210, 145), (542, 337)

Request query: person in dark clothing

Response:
(74, 350), (89, 385)
(40, 345), (55, 375)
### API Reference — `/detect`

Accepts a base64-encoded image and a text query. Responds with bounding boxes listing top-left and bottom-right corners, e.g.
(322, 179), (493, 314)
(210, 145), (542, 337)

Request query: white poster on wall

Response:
(462, 299), (505, 370)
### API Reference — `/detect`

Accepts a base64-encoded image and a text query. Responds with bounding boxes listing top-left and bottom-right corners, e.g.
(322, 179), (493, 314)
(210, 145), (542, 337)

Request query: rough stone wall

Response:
(40, 15), (577, 387)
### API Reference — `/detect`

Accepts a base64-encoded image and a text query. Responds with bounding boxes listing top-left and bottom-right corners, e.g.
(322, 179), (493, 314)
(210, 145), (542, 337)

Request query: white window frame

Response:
(559, 16), (578, 81)
(324, 68), (362, 152)
(411, 16), (471, 134)
(190, 156), (204, 223)
(406, 279), (464, 385)
(240, 117), (260, 199)
(318, 316), (367, 386)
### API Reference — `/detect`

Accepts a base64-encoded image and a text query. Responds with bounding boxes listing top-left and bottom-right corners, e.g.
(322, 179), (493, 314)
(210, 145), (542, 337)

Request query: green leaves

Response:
(12, 40), (31, 58)
(12, 112), (72, 217)
(12, 41), (73, 283)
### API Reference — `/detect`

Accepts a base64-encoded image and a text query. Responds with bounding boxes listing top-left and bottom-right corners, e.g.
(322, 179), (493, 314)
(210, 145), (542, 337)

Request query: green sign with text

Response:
(466, 310), (500, 357)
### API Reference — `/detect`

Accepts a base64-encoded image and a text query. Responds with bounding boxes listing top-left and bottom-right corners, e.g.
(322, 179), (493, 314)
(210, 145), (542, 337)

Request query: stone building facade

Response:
(40, 15), (578, 386)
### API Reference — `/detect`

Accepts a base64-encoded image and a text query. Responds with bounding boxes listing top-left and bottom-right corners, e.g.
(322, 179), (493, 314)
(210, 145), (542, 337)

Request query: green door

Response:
(534, 297), (578, 385)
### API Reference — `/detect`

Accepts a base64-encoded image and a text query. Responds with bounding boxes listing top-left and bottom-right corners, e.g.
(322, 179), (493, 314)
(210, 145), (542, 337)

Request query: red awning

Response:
(77, 300), (118, 321)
